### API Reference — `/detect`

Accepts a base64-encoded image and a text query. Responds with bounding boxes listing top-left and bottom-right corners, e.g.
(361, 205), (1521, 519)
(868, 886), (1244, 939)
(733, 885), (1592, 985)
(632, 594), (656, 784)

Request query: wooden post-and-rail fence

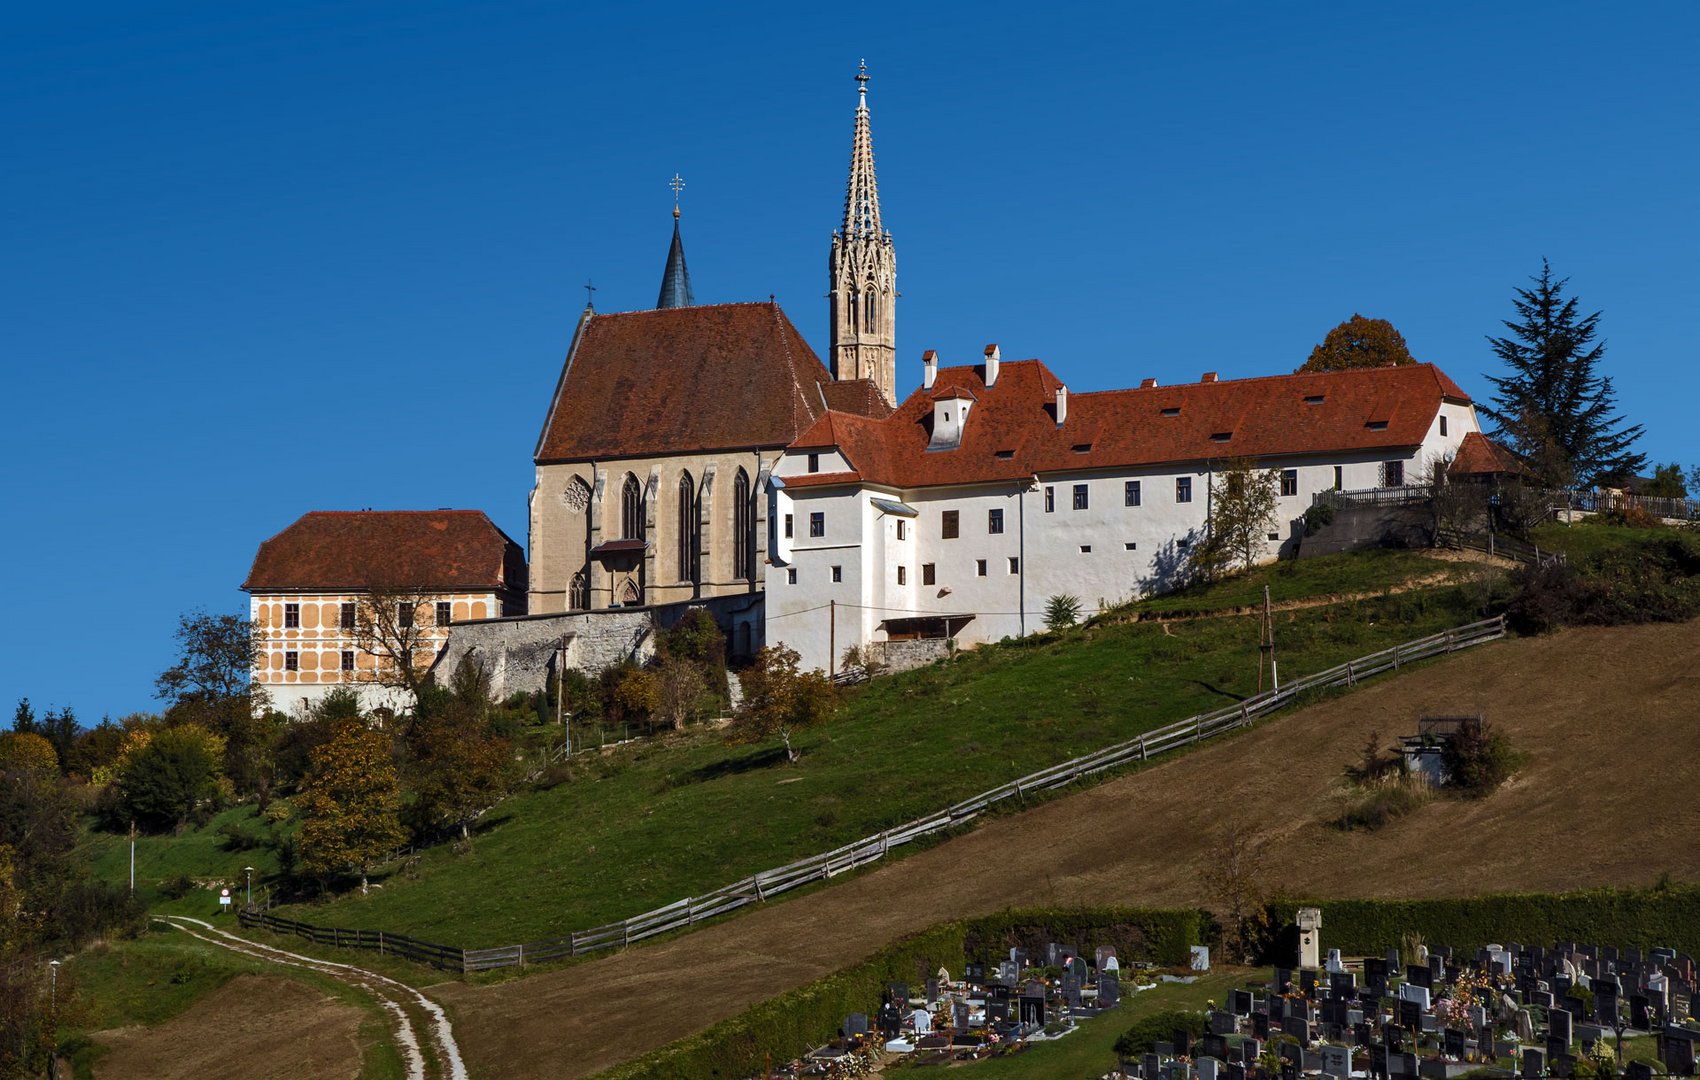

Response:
(239, 615), (1508, 974)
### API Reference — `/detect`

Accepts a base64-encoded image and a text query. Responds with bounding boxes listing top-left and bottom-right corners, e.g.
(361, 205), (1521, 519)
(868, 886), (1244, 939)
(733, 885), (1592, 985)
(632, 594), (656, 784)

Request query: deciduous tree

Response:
(728, 646), (835, 763)
(347, 586), (445, 699)
(1298, 314), (1416, 373)
(401, 660), (509, 842)
(115, 724), (226, 832)
(1482, 260), (1645, 488)
(1198, 457), (1281, 577)
(1643, 463), (1688, 499)
(295, 717), (403, 894)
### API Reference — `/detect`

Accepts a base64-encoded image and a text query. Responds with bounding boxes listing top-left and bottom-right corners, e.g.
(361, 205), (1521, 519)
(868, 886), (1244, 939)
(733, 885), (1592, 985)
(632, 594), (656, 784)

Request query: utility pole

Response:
(129, 820), (136, 894)
(829, 599), (836, 678)
(556, 634), (570, 757)
(1261, 585), (1279, 692)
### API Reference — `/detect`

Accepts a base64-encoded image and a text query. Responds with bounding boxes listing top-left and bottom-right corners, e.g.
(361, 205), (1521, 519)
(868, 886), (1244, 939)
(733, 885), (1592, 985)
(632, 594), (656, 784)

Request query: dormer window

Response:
(994, 449), (1015, 459)
(928, 392), (974, 451)
(1366, 420), (1389, 431)
(1072, 443), (1092, 454)
(1210, 432), (1232, 442)
(807, 453), (820, 473)
(1305, 395), (1325, 405)
(1161, 407), (1181, 417)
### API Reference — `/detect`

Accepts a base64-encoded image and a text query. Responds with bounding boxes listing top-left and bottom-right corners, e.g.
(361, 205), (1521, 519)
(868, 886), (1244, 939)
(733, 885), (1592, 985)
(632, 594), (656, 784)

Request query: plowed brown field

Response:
(429, 620), (1700, 1079)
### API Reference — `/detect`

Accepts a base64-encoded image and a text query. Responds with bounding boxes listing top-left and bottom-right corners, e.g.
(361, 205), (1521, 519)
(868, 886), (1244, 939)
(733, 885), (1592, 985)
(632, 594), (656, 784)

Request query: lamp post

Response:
(244, 866), (255, 908)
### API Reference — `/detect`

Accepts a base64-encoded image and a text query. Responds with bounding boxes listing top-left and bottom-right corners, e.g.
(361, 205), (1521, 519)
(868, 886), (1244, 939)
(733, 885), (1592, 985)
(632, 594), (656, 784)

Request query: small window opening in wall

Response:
(810, 512), (825, 537)
(341, 650), (354, 672)
(1072, 443), (1091, 454)
(284, 603), (300, 628)
(922, 563), (936, 585)
(895, 519), (906, 540)
(1305, 395), (1325, 405)
(1044, 486), (1055, 512)
(1210, 432), (1232, 442)
(941, 510), (959, 538)
(994, 449), (1015, 459)
(1072, 483), (1088, 510)
(1176, 476), (1192, 503)
(831, 565), (842, 583)
(284, 651), (298, 672)
(1079, 545), (1092, 554)
(1281, 469), (1298, 497)
(1334, 465), (1343, 490)
(987, 507), (1004, 534)
(784, 513), (793, 538)
(1008, 556), (1020, 574)
(1124, 541), (1136, 550)
(1177, 537), (1191, 550)
(340, 602), (355, 629)
(1268, 532), (1280, 541)
(1439, 416), (1449, 437)
(787, 567), (797, 584)
(1366, 420), (1389, 430)
(398, 603), (415, 628)
(436, 601), (452, 626)
(897, 565), (907, 586)
(976, 559), (987, 576)
(1161, 407), (1181, 417)
(807, 452), (820, 473)
(1125, 480), (1141, 506)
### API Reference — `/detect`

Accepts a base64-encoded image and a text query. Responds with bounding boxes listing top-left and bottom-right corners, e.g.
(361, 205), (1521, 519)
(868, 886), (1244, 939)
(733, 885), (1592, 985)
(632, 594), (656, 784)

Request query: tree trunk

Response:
(781, 729), (796, 763)
(360, 869), (369, 895)
(460, 820), (470, 841)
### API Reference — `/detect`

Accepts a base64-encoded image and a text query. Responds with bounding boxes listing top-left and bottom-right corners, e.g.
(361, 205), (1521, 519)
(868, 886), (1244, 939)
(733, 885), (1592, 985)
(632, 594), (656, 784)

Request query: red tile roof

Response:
(1448, 431), (1529, 477)
(534, 302), (885, 464)
(788, 361), (1473, 489)
(243, 511), (526, 593)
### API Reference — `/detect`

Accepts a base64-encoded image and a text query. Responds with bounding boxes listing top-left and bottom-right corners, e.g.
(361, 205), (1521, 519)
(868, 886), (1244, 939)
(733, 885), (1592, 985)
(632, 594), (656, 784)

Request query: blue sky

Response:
(4, 2), (1696, 722)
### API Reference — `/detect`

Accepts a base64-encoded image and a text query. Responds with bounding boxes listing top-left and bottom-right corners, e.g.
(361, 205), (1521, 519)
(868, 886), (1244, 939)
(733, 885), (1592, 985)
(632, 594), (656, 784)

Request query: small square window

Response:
(1079, 545), (1092, 554)
(1072, 484), (1088, 510)
(284, 603), (300, 629)
(1044, 486), (1055, 513)
(810, 512), (825, 537)
(897, 565), (907, 586)
(1008, 557), (1020, 574)
(831, 565), (843, 583)
(922, 563), (936, 586)
(1124, 541), (1137, 550)
(976, 559), (987, 577)
(941, 510), (959, 538)
(284, 651), (298, 672)
(1281, 469), (1298, 497)
(436, 601), (452, 627)
(340, 602), (355, 630)
(1268, 532), (1281, 541)
(787, 567), (797, 584)
(807, 452), (820, 473)
(1125, 480), (1141, 507)
(988, 508), (1004, 534)
(1176, 477), (1193, 503)
(341, 650), (355, 672)
(784, 513), (793, 539)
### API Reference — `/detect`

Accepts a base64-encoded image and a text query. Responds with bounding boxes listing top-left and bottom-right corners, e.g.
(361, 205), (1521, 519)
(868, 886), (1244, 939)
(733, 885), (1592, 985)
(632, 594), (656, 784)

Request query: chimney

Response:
(984, 343), (1001, 388)
(1054, 385), (1068, 427)
(1201, 372), (1218, 383)
(1139, 378), (1158, 389)
(922, 349), (938, 390)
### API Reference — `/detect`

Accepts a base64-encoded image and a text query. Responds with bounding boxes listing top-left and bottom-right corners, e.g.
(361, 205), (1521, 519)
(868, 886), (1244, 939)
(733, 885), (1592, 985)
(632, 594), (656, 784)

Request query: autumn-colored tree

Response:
(347, 585), (448, 698)
(0, 733), (58, 775)
(115, 724), (227, 832)
(1298, 314), (1417, 373)
(653, 655), (708, 731)
(1196, 457), (1282, 577)
(728, 646), (835, 763)
(401, 660), (509, 842)
(611, 665), (659, 730)
(295, 717), (404, 894)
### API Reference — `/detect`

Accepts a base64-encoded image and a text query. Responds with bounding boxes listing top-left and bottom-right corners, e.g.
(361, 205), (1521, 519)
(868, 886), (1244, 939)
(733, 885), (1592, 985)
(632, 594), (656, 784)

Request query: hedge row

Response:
(1262, 885), (1700, 962)
(594, 906), (1202, 1080)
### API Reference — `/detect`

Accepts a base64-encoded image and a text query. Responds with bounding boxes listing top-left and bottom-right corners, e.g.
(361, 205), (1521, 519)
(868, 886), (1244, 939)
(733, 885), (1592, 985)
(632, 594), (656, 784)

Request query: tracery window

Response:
(677, 472), (697, 583)
(733, 468), (753, 580)
(622, 474), (643, 539)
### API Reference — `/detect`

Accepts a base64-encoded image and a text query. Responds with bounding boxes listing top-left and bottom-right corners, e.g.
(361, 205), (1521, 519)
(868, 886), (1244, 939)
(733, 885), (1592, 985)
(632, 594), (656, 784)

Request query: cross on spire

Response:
(857, 58), (868, 95)
(583, 279), (597, 307)
(669, 172), (685, 218)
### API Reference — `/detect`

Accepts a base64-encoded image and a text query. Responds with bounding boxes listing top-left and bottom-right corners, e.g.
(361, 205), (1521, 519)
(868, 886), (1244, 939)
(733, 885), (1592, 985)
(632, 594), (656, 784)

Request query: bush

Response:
(160, 874), (198, 900)
(1303, 503), (1336, 537)
(1114, 1009), (1208, 1058)
(1442, 721), (1522, 796)
(1333, 773), (1433, 831)
(1044, 594), (1083, 630)
(116, 724), (227, 831)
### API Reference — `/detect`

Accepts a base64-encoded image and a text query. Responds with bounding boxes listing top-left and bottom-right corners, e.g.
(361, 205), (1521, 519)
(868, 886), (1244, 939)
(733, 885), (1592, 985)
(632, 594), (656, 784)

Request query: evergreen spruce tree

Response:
(1482, 259), (1644, 487)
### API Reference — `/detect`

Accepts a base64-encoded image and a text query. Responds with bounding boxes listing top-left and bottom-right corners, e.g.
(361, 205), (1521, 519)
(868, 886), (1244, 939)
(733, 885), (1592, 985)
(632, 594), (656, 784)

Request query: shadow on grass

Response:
(1187, 679), (1248, 703)
(682, 745), (790, 785)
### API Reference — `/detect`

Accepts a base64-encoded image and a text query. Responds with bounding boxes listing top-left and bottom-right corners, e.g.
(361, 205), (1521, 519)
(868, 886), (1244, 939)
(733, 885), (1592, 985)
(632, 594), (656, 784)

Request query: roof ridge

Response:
(587, 300), (782, 320)
(1070, 361), (1456, 400)
(304, 509), (488, 517)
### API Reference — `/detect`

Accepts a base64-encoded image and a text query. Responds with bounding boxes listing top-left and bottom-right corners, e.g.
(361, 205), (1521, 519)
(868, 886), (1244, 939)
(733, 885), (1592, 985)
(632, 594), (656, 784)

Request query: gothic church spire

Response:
(829, 61), (897, 405)
(657, 173), (695, 309)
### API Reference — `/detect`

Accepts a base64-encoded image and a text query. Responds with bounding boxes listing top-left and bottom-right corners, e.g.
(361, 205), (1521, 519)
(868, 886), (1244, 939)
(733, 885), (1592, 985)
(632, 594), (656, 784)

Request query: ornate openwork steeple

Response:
(829, 61), (896, 405)
(657, 173), (695, 309)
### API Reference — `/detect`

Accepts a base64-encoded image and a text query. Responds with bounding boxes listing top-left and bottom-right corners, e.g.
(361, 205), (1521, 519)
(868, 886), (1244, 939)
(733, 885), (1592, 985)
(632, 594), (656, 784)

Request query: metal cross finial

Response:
(584, 278), (597, 305)
(857, 59), (868, 92)
(669, 172), (685, 210)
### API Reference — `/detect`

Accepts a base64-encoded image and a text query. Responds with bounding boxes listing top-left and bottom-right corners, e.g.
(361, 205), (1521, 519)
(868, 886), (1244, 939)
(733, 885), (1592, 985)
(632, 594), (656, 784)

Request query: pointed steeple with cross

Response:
(657, 172), (695, 308)
(829, 61), (897, 405)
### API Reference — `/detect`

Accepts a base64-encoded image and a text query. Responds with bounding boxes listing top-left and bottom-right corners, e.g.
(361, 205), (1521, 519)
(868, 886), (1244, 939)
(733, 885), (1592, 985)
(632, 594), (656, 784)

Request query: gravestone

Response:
(925, 978), (939, 1004)
(1331, 972), (1357, 999)
(1253, 1013), (1271, 1040)
(1659, 1030), (1697, 1076)
(1010, 947), (1028, 966)
(1231, 989), (1254, 1016)
(1395, 1052), (1419, 1078)
(1522, 1048), (1545, 1079)
(1228, 1063), (1248, 1080)
(1399, 999), (1422, 1031)
(1445, 1028), (1466, 1059)
(1062, 975), (1083, 1009)
(1175, 1027), (1193, 1057)
(1275, 968), (1294, 995)
(1211, 1011), (1237, 1036)
(1268, 995), (1287, 1022)
(1282, 1016), (1311, 1047)
(1204, 1035), (1228, 1062)
(1142, 1054), (1161, 1080)
(1105, 955), (1121, 974)
(1370, 1043), (1388, 1079)
(1193, 945), (1212, 972)
(878, 1001), (903, 1037)
(1099, 973), (1121, 1008)
(1156, 1041), (1175, 1058)
(1531, 990), (1556, 1010)
(1408, 964), (1434, 990)
(1097, 946), (1118, 969)
(1469, 1004), (1489, 1032)
(998, 960), (1019, 986)
(1365, 958), (1389, 997)
(844, 1013), (869, 1038)
(1198, 1057), (1221, 1080)
(913, 1009), (932, 1035)
(1328, 949), (1347, 974)
(1301, 969), (1319, 997)
(952, 1001), (969, 1032)
(1321, 1045), (1351, 1078)
(987, 986), (1011, 1023)
(1387, 948), (1401, 972)
(965, 962), (985, 984)
(1632, 994), (1651, 1030)
(1398, 983), (1431, 1010)
(1355, 1021), (1374, 1047)
(1594, 979), (1620, 1024)
(1281, 1059), (1299, 1080)
(1549, 1006), (1572, 1045)
(1019, 987), (1044, 1025)
(1419, 1059), (1450, 1080)
(1279, 1041), (1303, 1065)
(889, 983), (909, 1006)
(1552, 1055), (1576, 1079)
(1626, 1061), (1654, 1080)
(1242, 1037), (1262, 1063)
(1546, 1036), (1566, 1063)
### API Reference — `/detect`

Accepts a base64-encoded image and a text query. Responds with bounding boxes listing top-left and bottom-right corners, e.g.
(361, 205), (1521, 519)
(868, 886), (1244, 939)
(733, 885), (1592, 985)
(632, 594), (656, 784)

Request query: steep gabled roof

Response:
(243, 510), (526, 593)
(785, 361), (1474, 489)
(1449, 431), (1530, 477)
(535, 301), (883, 463)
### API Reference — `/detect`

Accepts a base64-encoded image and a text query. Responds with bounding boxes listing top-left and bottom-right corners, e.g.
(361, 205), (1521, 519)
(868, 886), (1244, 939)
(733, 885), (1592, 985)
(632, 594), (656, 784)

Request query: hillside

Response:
(271, 552), (1478, 945)
(425, 618), (1700, 1079)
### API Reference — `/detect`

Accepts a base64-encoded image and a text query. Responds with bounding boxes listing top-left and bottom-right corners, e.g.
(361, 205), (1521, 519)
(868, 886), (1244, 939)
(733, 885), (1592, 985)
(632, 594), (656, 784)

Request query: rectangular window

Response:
(922, 563), (936, 586)
(987, 508), (1004, 534)
(1124, 541), (1137, 550)
(809, 512), (825, 537)
(284, 603), (300, 629)
(1073, 483), (1089, 510)
(784, 514), (793, 539)
(1281, 469), (1298, 497)
(1382, 461), (1405, 487)
(340, 602), (355, 630)
(787, 567), (797, 585)
(284, 651), (298, 672)
(1125, 480), (1141, 507)
(1044, 486), (1055, 513)
(1268, 532), (1281, 541)
(1439, 416), (1449, 437)
(341, 650), (355, 672)
(1008, 557), (1020, 574)
(831, 565), (842, 583)
(807, 452), (820, 473)
(976, 559), (987, 577)
(1176, 477), (1193, 503)
(941, 510), (960, 539)
(896, 519), (906, 540)
(1334, 465), (1343, 490)
(1079, 545), (1092, 554)
(897, 566), (907, 586)
(398, 603), (415, 628)
(436, 601), (452, 627)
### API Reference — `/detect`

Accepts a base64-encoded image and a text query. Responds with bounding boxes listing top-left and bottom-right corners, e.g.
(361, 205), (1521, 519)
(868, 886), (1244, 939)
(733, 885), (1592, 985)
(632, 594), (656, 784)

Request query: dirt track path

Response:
(432, 620), (1700, 1079)
(161, 915), (468, 1080)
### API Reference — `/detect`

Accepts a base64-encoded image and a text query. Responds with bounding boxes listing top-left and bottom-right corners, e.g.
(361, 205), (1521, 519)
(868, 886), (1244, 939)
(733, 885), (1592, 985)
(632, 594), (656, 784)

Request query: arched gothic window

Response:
(568, 570), (589, 611)
(847, 289), (859, 334)
(732, 468), (753, 580)
(864, 287), (877, 327)
(621, 473), (643, 540)
(677, 472), (697, 584)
